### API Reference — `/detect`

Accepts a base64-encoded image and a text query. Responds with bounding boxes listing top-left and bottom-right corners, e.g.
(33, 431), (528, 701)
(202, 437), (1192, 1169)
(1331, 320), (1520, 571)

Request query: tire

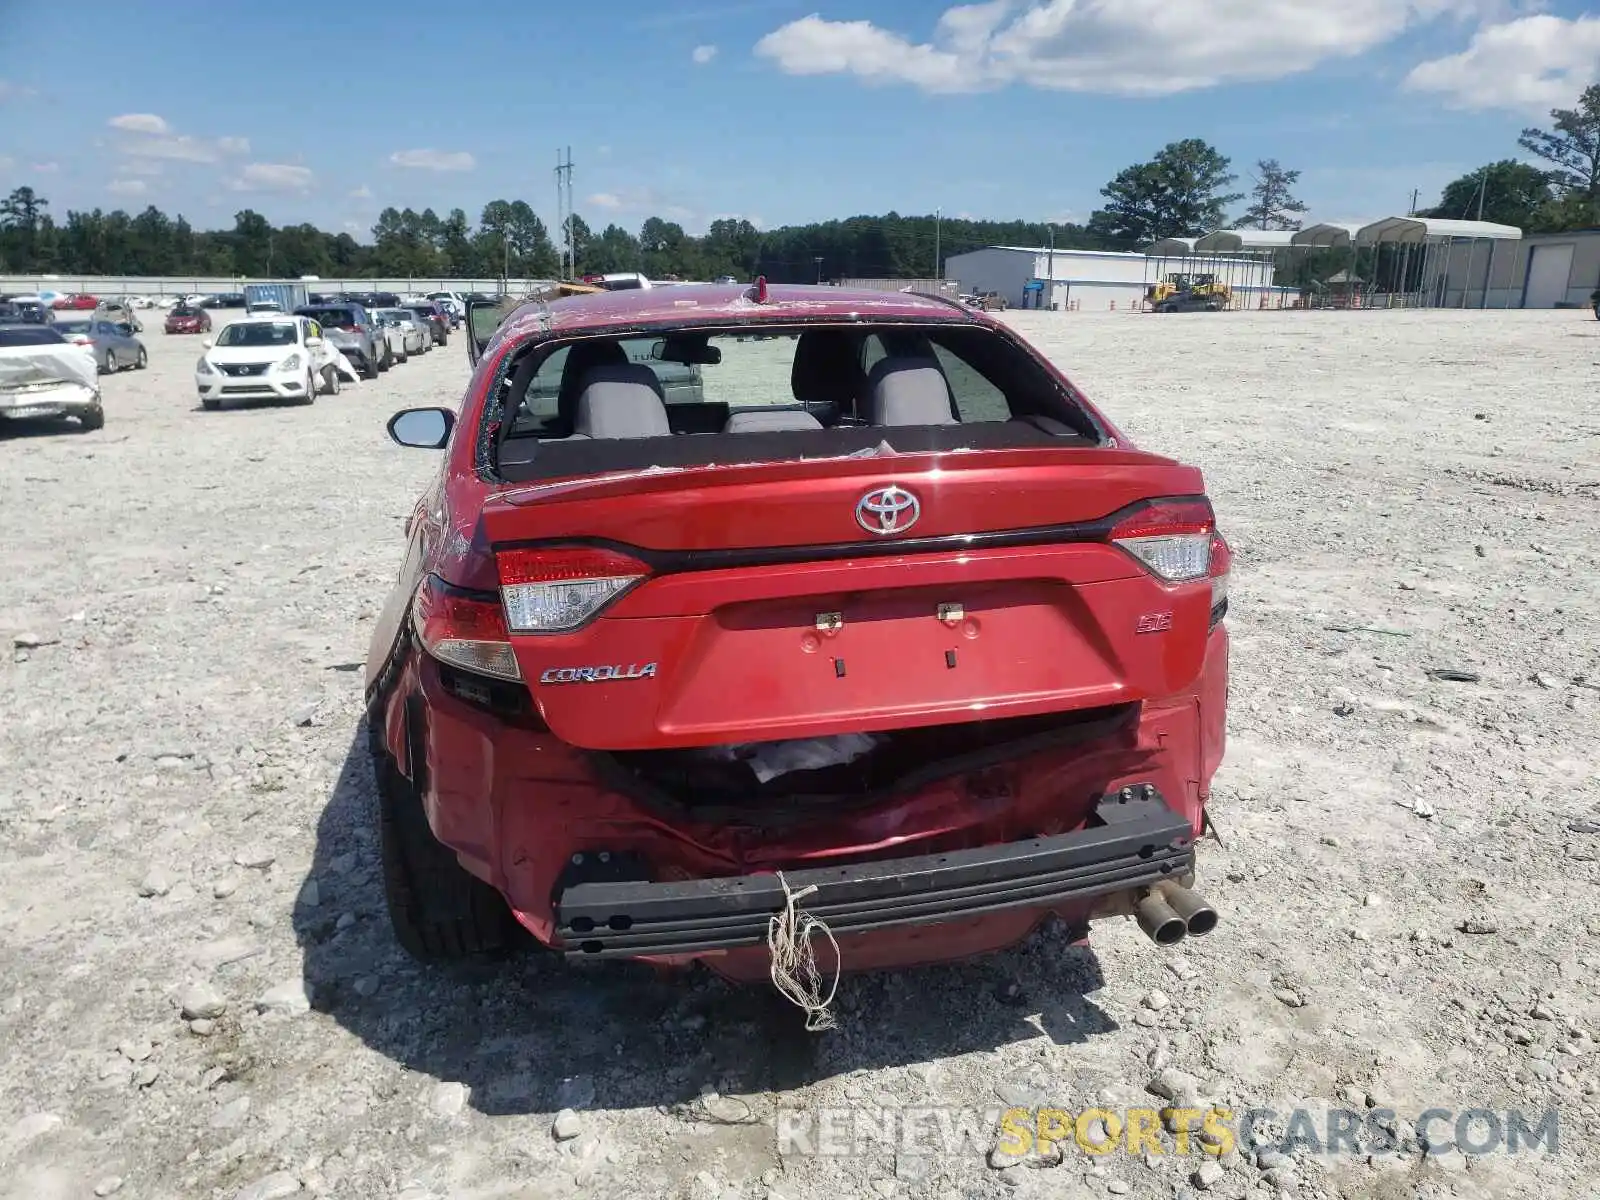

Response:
(325, 366), (341, 396)
(372, 716), (514, 961)
(361, 354), (379, 381)
(396, 349), (408, 364)
(77, 405), (104, 432)
(135, 347), (148, 369)
(103, 351), (117, 374)
(377, 345), (391, 373)
(302, 370), (317, 404)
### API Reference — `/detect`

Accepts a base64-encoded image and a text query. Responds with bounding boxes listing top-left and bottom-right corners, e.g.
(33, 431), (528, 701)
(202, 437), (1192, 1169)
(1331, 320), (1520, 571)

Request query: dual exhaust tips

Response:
(1136, 882), (1218, 946)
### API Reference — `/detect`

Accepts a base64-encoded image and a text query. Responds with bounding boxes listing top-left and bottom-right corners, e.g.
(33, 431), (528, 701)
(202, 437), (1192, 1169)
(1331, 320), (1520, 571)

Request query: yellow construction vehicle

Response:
(1145, 273), (1231, 313)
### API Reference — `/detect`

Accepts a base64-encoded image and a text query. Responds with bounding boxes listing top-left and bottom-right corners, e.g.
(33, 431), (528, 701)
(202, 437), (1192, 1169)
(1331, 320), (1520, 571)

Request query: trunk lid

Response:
(481, 448), (1214, 750)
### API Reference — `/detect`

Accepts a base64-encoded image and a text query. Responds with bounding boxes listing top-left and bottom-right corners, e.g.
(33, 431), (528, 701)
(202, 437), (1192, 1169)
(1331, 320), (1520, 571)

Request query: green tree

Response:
(1426, 161), (1553, 227)
(1088, 139), (1243, 248)
(440, 207), (477, 276)
(583, 223), (641, 273)
(1240, 159), (1308, 230)
(507, 201), (558, 277)
(230, 209), (274, 275)
(0, 186), (50, 270)
(1518, 83), (1600, 199)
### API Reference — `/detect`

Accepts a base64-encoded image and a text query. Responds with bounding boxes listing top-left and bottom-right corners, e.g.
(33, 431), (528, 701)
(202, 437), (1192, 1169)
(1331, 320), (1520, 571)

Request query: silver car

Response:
(376, 308), (428, 356)
(53, 314), (148, 374)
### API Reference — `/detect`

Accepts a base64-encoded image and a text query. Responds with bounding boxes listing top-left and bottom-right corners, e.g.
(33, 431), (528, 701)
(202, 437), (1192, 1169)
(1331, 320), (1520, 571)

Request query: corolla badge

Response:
(539, 663), (658, 685)
(855, 484), (921, 536)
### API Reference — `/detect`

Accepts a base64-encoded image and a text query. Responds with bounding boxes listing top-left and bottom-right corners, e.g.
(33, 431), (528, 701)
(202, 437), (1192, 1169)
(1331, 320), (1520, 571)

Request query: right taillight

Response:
(1106, 498), (1214, 583)
(1208, 531), (1231, 629)
(411, 575), (521, 681)
(496, 546), (650, 633)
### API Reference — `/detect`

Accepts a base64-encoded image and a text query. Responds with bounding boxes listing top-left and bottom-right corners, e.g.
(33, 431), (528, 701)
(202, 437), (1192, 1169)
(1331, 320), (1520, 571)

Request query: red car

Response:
(369, 282), (1230, 986)
(52, 293), (99, 311)
(163, 304), (212, 335)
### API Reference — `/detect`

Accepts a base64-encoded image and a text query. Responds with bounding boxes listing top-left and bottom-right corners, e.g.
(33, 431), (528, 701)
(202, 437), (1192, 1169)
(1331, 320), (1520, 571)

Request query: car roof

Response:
(488, 283), (978, 350)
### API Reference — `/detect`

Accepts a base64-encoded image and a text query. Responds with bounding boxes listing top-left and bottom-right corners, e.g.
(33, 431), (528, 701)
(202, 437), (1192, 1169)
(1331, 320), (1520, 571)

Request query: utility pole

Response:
(1408, 188), (1419, 216)
(813, 256), (823, 284)
(1474, 167), (1488, 221)
(555, 147), (575, 279)
(1046, 225), (1055, 310)
(934, 208), (941, 280)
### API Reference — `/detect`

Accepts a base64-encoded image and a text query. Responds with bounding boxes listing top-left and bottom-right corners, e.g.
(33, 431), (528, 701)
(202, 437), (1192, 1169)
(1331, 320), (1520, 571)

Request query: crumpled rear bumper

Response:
(0, 381), (100, 420)
(555, 787), (1192, 959)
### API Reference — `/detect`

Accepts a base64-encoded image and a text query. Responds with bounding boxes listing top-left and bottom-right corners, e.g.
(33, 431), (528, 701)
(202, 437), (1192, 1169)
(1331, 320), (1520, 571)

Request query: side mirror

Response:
(388, 407), (454, 450)
(202, 338), (214, 349)
(305, 336), (324, 348)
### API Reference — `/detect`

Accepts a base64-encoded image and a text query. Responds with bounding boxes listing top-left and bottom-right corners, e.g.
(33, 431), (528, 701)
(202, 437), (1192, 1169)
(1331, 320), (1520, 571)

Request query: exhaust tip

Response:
(1158, 883), (1220, 937)
(1136, 893), (1188, 946)
(1184, 907), (1219, 937)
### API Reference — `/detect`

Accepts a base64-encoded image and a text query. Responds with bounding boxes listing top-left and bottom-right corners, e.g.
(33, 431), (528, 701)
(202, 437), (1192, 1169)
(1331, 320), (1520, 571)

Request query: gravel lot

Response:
(1, 308), (1597, 1200)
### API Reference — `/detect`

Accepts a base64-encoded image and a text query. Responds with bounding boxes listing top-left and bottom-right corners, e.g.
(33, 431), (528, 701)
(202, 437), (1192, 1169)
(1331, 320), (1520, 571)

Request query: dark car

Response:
(366, 281), (1231, 990)
(293, 303), (388, 377)
(405, 301), (450, 346)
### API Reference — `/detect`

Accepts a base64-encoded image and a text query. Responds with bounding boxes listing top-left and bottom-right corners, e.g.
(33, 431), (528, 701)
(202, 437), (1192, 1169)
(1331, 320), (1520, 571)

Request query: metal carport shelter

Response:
(1354, 217), (1522, 308)
(1191, 230), (1298, 308)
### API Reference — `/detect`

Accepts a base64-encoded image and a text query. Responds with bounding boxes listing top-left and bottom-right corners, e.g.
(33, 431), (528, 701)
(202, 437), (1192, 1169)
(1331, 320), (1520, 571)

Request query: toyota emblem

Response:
(855, 485), (921, 536)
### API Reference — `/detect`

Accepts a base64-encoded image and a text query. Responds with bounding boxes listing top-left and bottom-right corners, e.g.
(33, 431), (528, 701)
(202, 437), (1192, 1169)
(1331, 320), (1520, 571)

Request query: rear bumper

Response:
(0, 382), (100, 420)
(556, 788), (1192, 958)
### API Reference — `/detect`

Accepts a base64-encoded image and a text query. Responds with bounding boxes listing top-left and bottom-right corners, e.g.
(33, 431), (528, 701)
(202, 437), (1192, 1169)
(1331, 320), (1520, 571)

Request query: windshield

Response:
(216, 321), (299, 347)
(299, 307), (357, 326)
(0, 326), (67, 347)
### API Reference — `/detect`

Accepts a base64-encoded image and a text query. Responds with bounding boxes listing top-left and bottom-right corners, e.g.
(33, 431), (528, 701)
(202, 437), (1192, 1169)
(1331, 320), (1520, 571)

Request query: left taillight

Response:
(496, 546), (650, 633)
(1105, 498), (1214, 583)
(411, 575), (521, 681)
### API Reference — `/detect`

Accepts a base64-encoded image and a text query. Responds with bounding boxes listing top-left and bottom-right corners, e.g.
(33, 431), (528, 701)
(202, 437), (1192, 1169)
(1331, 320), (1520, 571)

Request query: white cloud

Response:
(108, 178), (148, 196)
(388, 148), (476, 171)
(588, 192), (624, 210)
(755, 1), (1509, 97)
(227, 162), (315, 192)
(217, 136), (250, 155)
(692, 43), (718, 64)
(349, 184), (373, 199)
(0, 79), (38, 102)
(1404, 15), (1600, 114)
(108, 112), (170, 134)
(31, 162), (59, 174)
(121, 135), (224, 163)
(123, 159), (164, 177)
(0, 155), (12, 170)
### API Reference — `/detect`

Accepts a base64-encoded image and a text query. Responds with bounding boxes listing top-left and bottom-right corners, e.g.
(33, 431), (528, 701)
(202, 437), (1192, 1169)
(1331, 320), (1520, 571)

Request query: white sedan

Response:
(194, 315), (343, 410)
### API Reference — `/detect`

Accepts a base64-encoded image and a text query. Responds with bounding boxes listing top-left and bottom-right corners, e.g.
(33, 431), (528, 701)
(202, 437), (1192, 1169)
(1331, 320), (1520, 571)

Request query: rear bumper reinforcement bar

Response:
(555, 786), (1194, 958)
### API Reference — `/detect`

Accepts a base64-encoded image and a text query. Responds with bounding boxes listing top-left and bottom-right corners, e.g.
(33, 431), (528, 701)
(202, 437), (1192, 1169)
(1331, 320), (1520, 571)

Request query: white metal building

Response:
(943, 244), (1285, 311)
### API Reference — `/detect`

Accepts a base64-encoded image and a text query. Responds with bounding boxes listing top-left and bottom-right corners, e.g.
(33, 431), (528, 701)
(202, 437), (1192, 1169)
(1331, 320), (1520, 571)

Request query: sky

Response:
(1, 0), (1596, 241)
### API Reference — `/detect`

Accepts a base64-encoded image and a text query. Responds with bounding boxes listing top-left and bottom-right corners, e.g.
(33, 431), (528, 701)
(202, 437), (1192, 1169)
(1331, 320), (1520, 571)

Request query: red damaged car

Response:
(164, 303), (212, 335)
(367, 282), (1229, 983)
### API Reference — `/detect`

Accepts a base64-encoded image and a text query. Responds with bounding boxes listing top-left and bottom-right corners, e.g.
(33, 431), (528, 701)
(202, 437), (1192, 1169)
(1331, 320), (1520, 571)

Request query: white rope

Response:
(766, 871), (841, 1032)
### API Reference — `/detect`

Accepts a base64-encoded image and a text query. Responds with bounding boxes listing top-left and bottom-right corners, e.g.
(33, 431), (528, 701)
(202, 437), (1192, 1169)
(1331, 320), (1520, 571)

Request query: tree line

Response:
(2, 85), (1595, 282)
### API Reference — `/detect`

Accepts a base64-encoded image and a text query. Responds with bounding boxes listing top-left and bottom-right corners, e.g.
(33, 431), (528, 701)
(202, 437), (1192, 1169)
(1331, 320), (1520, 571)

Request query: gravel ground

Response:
(1, 307), (1597, 1200)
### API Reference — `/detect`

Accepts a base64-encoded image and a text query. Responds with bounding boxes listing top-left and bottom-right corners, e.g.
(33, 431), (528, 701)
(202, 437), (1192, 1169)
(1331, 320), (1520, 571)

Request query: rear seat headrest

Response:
(723, 409), (824, 434)
(571, 363), (670, 439)
(866, 356), (958, 426)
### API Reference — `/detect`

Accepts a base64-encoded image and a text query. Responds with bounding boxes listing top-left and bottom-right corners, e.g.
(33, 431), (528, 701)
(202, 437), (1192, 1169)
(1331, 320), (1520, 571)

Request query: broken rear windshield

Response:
(488, 321), (1103, 481)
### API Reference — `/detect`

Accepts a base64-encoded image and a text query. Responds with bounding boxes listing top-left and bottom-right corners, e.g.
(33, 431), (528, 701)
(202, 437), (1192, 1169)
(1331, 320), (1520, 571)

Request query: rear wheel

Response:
(76, 405), (104, 432)
(135, 347), (148, 369)
(361, 355), (379, 381)
(372, 715), (515, 961)
(103, 351), (117, 374)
